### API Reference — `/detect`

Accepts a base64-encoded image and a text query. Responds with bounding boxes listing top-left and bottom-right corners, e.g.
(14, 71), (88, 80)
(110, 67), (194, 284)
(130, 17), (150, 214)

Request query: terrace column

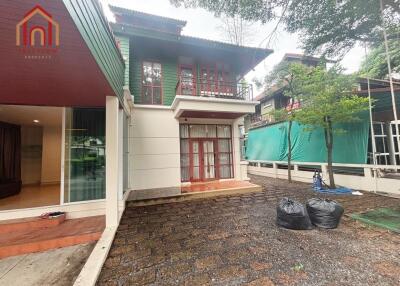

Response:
(233, 117), (243, 180)
(106, 96), (120, 227)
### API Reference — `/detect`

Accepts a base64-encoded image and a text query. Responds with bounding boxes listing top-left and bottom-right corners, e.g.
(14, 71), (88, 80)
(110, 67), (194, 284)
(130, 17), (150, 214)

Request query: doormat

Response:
(351, 208), (400, 233)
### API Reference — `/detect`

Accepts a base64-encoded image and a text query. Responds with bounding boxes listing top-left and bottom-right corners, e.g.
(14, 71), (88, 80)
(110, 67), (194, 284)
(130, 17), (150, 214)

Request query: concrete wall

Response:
(129, 106), (181, 190)
(248, 161), (400, 196)
(41, 126), (62, 185)
(128, 105), (250, 190)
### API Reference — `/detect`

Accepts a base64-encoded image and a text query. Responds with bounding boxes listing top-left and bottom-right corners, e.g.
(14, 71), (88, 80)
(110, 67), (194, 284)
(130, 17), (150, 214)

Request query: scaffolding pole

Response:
(367, 78), (379, 193)
(380, 0), (400, 166)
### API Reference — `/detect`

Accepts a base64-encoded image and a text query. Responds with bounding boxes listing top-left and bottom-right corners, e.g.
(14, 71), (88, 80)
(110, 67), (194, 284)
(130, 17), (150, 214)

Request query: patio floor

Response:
(0, 184), (59, 211)
(97, 175), (400, 286)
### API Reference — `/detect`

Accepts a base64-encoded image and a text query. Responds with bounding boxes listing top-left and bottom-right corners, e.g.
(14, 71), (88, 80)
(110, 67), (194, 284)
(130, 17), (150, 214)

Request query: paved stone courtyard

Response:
(97, 175), (400, 285)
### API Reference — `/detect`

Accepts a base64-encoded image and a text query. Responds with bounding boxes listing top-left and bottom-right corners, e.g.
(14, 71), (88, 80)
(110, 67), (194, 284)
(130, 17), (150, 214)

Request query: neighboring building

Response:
(0, 1), (271, 230)
(245, 72), (400, 166)
(357, 78), (400, 165)
(245, 53), (327, 131)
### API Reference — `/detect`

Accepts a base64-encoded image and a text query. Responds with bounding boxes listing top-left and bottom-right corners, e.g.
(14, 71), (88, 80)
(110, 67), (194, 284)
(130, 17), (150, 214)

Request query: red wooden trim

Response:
(230, 125), (235, 178)
(199, 139), (204, 181)
(189, 139), (193, 181)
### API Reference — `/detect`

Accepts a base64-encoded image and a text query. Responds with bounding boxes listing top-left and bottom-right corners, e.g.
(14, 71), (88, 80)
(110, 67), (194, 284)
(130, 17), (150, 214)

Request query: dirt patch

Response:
(373, 261), (400, 280)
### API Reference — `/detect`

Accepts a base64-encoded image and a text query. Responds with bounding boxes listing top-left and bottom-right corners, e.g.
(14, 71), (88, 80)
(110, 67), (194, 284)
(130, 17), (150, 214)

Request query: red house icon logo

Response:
(16, 5), (60, 47)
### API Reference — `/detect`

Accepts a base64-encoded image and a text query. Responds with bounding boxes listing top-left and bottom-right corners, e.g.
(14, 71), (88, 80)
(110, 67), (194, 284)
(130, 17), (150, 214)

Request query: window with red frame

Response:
(200, 63), (232, 95)
(142, 61), (162, 104)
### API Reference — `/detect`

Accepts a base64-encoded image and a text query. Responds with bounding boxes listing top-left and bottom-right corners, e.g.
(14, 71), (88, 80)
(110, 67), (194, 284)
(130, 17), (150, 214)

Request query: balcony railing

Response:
(176, 76), (253, 101)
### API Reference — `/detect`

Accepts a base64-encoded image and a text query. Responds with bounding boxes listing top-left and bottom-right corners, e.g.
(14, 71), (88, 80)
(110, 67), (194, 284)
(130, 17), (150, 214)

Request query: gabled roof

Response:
(109, 6), (273, 77)
(109, 5), (187, 27)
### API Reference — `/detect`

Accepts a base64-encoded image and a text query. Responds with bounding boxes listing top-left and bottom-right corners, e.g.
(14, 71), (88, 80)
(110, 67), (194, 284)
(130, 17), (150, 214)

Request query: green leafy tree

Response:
(293, 66), (370, 188)
(359, 37), (400, 79)
(267, 63), (309, 182)
(170, 0), (399, 57)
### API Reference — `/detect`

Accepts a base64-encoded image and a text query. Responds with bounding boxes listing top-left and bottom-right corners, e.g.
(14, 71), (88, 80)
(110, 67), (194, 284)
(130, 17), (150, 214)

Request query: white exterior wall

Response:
(129, 106), (181, 190)
(232, 117), (243, 180)
(105, 96), (120, 227)
(128, 106), (250, 191)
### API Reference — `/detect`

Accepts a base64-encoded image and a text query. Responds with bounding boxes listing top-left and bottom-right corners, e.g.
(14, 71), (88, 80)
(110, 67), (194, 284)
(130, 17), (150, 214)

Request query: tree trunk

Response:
(287, 120), (292, 183)
(324, 118), (336, 189)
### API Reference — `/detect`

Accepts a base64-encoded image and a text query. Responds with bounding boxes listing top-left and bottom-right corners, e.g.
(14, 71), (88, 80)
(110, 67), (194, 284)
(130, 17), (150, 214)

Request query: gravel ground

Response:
(98, 175), (400, 286)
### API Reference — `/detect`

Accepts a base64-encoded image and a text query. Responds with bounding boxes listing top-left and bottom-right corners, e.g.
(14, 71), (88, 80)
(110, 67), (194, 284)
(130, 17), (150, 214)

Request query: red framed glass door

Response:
(180, 124), (233, 183)
(189, 139), (216, 182)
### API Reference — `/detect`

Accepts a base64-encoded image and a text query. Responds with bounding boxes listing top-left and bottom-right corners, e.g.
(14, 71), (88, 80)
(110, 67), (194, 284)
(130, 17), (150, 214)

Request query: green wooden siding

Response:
(63, 0), (125, 100)
(130, 53), (177, 106)
(116, 36), (130, 87)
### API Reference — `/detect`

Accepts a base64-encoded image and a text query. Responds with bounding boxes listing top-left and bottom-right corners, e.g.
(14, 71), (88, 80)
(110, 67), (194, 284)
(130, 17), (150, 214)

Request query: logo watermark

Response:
(16, 5), (60, 59)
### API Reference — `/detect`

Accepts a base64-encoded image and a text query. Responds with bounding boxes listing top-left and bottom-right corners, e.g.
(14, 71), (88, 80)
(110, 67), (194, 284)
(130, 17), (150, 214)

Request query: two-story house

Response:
(110, 6), (272, 195)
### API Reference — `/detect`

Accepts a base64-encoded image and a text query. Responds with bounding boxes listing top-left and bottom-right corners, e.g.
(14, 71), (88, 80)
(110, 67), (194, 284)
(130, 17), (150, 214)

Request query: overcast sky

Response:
(102, 0), (366, 94)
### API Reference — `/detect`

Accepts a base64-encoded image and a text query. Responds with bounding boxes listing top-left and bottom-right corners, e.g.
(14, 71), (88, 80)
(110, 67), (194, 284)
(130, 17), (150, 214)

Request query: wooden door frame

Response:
(189, 138), (218, 182)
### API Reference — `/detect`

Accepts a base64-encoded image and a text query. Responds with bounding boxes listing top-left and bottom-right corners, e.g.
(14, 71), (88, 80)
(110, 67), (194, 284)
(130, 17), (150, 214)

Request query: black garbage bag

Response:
(306, 198), (344, 229)
(276, 198), (313, 230)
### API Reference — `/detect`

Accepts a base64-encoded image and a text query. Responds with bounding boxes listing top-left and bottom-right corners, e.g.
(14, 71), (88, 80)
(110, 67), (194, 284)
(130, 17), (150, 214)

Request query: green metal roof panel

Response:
(63, 0), (125, 101)
(109, 5), (187, 27)
(111, 23), (272, 56)
(111, 23), (181, 42)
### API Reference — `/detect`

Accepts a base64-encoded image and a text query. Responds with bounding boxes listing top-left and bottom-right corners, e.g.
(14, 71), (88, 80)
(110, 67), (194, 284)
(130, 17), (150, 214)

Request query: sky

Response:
(101, 0), (366, 94)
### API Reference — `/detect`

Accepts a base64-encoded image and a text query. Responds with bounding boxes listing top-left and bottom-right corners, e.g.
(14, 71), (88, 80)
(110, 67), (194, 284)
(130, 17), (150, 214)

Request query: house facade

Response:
(0, 1), (271, 228)
(109, 6), (271, 192)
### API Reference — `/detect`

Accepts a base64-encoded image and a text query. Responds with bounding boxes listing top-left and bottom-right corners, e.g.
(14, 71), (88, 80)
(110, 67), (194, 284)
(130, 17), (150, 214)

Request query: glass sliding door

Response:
(63, 108), (105, 203)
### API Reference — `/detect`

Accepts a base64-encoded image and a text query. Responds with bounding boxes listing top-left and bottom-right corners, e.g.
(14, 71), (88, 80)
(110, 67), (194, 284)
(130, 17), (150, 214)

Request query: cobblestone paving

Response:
(98, 175), (400, 286)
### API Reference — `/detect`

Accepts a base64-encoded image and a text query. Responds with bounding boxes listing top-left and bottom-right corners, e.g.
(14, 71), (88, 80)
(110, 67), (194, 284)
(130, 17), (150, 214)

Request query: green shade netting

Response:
(370, 90), (400, 112)
(351, 208), (400, 233)
(246, 118), (370, 164)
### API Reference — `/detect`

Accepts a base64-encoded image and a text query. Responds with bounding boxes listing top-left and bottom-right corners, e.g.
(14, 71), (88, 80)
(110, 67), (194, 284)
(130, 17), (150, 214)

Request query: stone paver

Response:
(97, 175), (400, 286)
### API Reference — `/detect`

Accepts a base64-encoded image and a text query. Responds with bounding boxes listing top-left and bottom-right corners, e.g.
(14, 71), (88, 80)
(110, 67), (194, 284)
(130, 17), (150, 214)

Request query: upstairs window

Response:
(142, 61), (162, 104)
